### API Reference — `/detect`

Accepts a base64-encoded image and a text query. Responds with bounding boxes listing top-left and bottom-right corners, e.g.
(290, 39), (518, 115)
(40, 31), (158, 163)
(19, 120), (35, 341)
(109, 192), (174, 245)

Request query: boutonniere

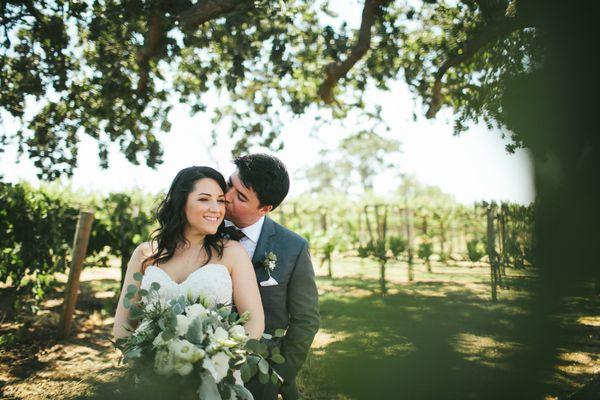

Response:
(262, 252), (278, 277)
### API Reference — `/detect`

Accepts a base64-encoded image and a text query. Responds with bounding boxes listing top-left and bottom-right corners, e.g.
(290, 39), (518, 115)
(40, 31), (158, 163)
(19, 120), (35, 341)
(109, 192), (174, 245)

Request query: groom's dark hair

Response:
(234, 153), (289, 210)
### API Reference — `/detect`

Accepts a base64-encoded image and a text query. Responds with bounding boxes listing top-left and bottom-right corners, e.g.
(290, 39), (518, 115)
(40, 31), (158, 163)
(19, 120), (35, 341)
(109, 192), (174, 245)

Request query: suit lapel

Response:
(252, 216), (276, 267)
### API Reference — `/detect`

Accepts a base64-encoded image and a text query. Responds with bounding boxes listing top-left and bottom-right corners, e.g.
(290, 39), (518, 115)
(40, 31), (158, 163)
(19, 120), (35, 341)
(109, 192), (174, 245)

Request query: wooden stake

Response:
(404, 206), (415, 281)
(58, 210), (94, 339)
(486, 205), (498, 302)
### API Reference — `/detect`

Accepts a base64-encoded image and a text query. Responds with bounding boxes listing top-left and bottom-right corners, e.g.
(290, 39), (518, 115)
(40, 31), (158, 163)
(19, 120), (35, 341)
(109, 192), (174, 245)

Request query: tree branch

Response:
(177, 0), (253, 32)
(426, 15), (525, 118)
(136, 11), (167, 95)
(318, 0), (391, 105)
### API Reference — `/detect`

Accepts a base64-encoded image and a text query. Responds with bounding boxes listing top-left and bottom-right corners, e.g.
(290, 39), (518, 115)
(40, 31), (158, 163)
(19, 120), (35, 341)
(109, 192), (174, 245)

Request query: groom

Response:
(224, 154), (320, 400)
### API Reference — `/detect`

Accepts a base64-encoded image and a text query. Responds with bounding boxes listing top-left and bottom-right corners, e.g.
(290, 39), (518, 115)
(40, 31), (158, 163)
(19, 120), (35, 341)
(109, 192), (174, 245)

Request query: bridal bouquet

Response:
(115, 272), (284, 400)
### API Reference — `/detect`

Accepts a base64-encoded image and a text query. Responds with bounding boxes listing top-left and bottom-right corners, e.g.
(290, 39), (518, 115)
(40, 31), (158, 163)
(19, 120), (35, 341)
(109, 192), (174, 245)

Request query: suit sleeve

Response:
(277, 241), (320, 382)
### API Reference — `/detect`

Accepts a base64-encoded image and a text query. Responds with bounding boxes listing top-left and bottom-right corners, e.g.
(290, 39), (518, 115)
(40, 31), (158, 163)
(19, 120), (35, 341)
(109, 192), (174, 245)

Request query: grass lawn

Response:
(0, 258), (598, 399)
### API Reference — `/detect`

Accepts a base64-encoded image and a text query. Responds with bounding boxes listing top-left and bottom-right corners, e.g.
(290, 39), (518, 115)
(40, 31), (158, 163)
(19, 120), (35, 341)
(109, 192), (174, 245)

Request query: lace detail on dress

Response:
(140, 264), (232, 307)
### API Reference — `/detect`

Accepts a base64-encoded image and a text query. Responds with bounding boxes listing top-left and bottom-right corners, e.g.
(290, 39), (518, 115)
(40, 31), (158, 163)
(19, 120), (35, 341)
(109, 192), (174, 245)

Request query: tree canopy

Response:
(1, 0), (539, 178)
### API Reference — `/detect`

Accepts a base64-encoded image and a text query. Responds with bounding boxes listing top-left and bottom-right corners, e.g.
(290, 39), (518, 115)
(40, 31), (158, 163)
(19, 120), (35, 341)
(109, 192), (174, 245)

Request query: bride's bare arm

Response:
(113, 242), (151, 340)
(225, 242), (265, 340)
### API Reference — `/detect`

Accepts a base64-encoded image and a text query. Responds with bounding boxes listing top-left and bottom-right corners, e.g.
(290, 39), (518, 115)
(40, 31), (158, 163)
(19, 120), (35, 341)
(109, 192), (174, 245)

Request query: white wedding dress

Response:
(140, 263), (233, 307)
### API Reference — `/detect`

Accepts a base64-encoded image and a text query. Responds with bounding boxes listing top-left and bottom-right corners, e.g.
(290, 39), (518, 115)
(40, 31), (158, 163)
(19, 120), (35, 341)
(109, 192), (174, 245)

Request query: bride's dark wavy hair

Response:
(142, 166), (227, 272)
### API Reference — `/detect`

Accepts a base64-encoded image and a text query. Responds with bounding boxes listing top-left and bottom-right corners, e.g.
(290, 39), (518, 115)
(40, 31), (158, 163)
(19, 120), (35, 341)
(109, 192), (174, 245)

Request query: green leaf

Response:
(126, 284), (137, 295)
(258, 358), (269, 375)
(125, 291), (135, 300)
(274, 328), (286, 337)
(271, 354), (285, 364)
(231, 384), (253, 400)
(173, 303), (183, 315)
(133, 272), (143, 282)
(151, 282), (160, 291)
(240, 363), (252, 383)
(256, 342), (268, 357)
(130, 304), (143, 318)
(271, 372), (278, 384)
(197, 371), (221, 400)
(123, 296), (131, 309)
(138, 289), (148, 297)
(258, 371), (269, 384)
(245, 339), (261, 353)
(262, 332), (273, 340)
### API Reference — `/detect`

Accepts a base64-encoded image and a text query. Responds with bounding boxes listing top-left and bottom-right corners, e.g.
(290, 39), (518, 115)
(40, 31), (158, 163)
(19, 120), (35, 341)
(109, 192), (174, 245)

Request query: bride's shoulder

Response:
(222, 240), (246, 257)
(132, 241), (157, 262)
(220, 240), (250, 268)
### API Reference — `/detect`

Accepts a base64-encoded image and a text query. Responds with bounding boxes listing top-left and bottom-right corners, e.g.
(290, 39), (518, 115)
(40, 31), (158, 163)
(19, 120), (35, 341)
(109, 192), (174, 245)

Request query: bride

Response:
(113, 166), (265, 341)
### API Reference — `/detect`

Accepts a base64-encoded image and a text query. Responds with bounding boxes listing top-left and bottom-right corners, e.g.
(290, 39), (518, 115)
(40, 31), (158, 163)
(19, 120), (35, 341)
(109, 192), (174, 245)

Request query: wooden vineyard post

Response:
(486, 204), (499, 302)
(58, 210), (94, 339)
(404, 206), (415, 282)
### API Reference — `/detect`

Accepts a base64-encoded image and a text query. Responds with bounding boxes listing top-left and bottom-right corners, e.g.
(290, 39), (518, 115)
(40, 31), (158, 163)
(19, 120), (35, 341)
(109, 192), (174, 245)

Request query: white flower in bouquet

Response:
(185, 302), (209, 319)
(175, 314), (191, 336)
(208, 326), (238, 350)
(169, 338), (205, 363)
(203, 351), (230, 383)
(117, 277), (285, 399)
(229, 325), (247, 342)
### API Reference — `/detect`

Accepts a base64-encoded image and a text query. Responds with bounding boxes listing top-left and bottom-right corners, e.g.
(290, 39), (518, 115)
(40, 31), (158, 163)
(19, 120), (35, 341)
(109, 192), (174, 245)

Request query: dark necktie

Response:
(222, 226), (245, 241)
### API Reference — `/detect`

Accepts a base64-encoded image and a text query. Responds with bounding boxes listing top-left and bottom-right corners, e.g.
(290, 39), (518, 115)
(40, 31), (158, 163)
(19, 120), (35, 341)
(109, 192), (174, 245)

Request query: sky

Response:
(0, 78), (535, 205)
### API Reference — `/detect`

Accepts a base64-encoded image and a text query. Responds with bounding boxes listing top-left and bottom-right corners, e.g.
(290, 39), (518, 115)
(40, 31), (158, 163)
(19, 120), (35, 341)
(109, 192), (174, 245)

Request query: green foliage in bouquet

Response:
(115, 273), (285, 399)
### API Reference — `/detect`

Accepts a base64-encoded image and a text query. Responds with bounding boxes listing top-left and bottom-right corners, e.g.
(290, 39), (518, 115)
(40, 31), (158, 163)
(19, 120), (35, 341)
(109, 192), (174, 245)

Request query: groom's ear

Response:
(258, 204), (273, 216)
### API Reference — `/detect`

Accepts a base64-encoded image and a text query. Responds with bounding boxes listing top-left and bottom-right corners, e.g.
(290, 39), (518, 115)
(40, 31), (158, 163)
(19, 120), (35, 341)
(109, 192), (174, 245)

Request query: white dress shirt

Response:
(224, 216), (265, 260)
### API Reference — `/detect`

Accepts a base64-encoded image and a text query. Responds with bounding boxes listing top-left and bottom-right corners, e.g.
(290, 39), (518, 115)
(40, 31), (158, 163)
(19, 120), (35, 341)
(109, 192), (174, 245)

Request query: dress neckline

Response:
(147, 263), (228, 286)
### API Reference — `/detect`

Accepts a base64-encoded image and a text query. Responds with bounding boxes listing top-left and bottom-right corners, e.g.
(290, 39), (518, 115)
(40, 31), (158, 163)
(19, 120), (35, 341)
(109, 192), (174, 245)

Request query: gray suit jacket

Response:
(251, 216), (320, 400)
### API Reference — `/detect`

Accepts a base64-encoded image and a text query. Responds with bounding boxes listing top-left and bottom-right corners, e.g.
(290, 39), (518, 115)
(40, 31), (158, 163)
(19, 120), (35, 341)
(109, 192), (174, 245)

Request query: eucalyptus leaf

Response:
(151, 282), (160, 291)
(186, 317), (205, 343)
(130, 304), (143, 318)
(231, 384), (253, 400)
(197, 371), (222, 400)
(271, 354), (285, 364)
(256, 342), (268, 357)
(245, 339), (261, 353)
(258, 372), (269, 384)
(138, 289), (148, 297)
(258, 358), (269, 374)
(241, 363), (253, 383)
(249, 362), (258, 377)
(173, 303), (183, 315)
(133, 272), (143, 282)
(126, 284), (137, 294)
(271, 372), (278, 385)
